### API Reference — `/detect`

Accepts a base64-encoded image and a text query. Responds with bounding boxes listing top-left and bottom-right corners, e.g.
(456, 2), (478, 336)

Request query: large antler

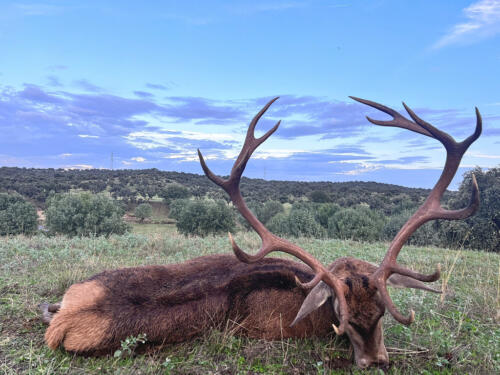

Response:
(198, 97), (350, 335)
(351, 96), (482, 325)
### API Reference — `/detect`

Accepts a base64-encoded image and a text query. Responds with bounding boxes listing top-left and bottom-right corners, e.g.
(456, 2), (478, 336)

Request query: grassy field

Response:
(0, 225), (498, 374)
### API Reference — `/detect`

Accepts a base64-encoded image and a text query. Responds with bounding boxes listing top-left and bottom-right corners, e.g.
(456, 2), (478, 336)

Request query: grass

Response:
(0, 226), (498, 374)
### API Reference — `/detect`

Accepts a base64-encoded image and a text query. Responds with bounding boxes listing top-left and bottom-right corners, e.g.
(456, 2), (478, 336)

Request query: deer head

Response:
(198, 97), (481, 368)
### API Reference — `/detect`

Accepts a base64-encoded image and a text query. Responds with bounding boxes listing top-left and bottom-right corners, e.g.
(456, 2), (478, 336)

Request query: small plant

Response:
(162, 357), (174, 373)
(113, 333), (147, 358)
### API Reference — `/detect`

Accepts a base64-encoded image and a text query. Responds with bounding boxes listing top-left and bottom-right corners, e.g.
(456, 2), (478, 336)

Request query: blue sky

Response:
(1, 0), (499, 189)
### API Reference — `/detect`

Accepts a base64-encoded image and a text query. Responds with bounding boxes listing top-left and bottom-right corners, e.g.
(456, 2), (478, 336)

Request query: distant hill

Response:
(0, 167), (448, 213)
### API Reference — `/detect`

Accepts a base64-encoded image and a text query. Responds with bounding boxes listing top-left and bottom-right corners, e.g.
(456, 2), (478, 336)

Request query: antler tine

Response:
(376, 281), (416, 325)
(353, 96), (482, 325)
(198, 97), (350, 335)
(349, 96), (433, 137)
(401, 103), (455, 146)
(230, 97), (280, 180)
(198, 149), (226, 187)
(436, 173), (480, 219)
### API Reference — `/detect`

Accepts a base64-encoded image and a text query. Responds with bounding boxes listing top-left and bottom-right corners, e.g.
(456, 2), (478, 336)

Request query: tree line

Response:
(0, 166), (434, 208)
(0, 166), (498, 252)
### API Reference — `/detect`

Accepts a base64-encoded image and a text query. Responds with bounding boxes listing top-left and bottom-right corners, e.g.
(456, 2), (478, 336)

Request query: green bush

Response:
(268, 207), (326, 238)
(381, 209), (439, 246)
(0, 193), (38, 235)
(266, 212), (290, 235)
(168, 199), (190, 220)
(239, 200), (284, 229)
(135, 203), (153, 222)
(161, 184), (191, 204)
(175, 199), (235, 237)
(309, 190), (331, 203)
(315, 203), (341, 228)
(328, 205), (385, 242)
(45, 192), (129, 237)
(444, 167), (499, 251)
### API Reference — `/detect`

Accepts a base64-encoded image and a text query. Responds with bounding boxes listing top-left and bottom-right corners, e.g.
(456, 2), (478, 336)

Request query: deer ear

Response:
(387, 274), (441, 293)
(290, 282), (333, 327)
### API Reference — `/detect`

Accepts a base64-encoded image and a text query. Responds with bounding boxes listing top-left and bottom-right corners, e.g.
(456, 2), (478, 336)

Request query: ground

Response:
(0, 224), (498, 374)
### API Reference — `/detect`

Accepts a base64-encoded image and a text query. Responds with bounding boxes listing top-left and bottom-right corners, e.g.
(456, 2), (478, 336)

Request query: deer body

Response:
(43, 254), (335, 353)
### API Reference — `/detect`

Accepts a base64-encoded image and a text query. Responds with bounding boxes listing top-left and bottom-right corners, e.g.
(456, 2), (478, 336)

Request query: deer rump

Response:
(42, 254), (336, 354)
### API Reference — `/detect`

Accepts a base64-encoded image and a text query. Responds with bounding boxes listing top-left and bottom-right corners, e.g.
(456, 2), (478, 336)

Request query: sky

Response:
(1, 0), (499, 189)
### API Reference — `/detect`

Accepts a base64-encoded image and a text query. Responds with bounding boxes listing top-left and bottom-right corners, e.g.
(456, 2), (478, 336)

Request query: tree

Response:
(268, 207), (326, 238)
(440, 167), (500, 251)
(0, 193), (38, 235)
(239, 200), (284, 229)
(309, 190), (331, 203)
(175, 199), (235, 237)
(135, 203), (153, 222)
(45, 192), (129, 236)
(381, 209), (438, 246)
(160, 183), (191, 204)
(315, 203), (341, 228)
(328, 205), (385, 242)
(168, 198), (190, 221)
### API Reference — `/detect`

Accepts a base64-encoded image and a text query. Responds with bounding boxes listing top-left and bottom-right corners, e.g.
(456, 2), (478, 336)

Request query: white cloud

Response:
(78, 134), (99, 139)
(163, 150), (200, 162)
(63, 164), (93, 170)
(124, 130), (235, 150)
(131, 156), (146, 162)
(468, 151), (500, 158)
(59, 153), (72, 158)
(251, 149), (306, 159)
(433, 0), (500, 49)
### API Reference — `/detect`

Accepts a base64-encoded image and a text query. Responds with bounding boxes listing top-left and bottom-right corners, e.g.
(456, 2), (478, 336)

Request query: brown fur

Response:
(43, 254), (334, 354)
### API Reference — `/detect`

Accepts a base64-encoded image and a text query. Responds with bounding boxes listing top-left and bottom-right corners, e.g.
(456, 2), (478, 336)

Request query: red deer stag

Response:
(40, 97), (481, 369)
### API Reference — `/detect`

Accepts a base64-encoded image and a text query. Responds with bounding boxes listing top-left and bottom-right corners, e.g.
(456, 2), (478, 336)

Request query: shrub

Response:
(175, 199), (235, 237)
(309, 190), (331, 203)
(0, 193), (38, 235)
(315, 203), (341, 228)
(266, 212), (290, 235)
(328, 205), (385, 242)
(381, 209), (439, 246)
(168, 199), (190, 221)
(444, 167), (500, 251)
(45, 192), (129, 236)
(135, 203), (153, 222)
(268, 208), (326, 238)
(259, 201), (284, 224)
(239, 200), (284, 229)
(160, 184), (191, 204)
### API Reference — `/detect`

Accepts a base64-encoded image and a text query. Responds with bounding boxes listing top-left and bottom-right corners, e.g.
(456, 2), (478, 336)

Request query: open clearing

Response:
(0, 226), (498, 374)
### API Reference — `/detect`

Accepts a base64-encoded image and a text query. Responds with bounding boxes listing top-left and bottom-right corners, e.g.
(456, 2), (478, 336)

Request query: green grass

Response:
(0, 227), (498, 374)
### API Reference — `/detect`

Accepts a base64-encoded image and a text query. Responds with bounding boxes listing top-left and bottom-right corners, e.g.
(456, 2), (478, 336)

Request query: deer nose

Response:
(358, 357), (370, 368)
(377, 354), (389, 364)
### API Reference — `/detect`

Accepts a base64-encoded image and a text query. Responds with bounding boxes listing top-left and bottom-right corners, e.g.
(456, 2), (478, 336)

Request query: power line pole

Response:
(110, 152), (114, 170)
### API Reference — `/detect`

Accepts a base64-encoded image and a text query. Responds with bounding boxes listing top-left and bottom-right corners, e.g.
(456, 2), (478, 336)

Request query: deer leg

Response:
(38, 302), (61, 324)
